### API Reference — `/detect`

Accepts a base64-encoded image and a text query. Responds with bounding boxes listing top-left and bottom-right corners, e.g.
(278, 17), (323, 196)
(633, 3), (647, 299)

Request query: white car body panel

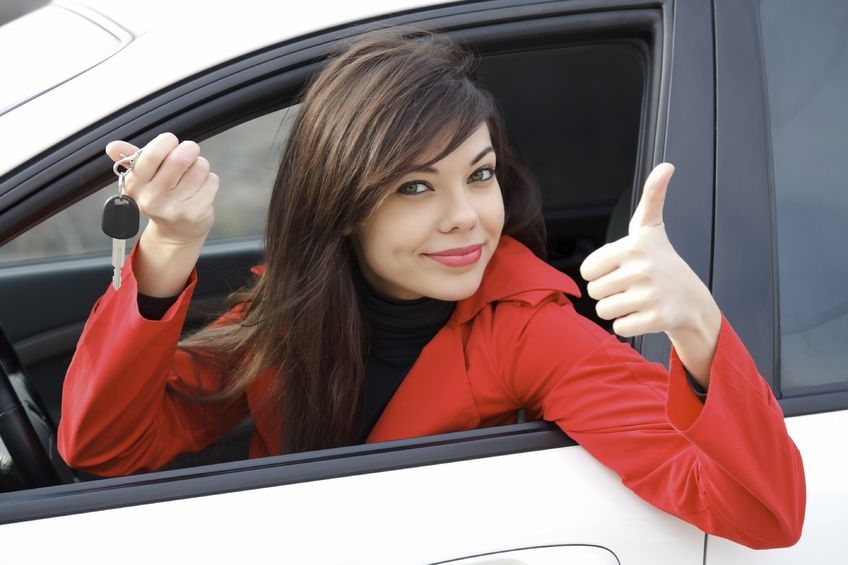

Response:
(4, 415), (841, 564)
(0, 0), (445, 176)
(706, 412), (848, 563)
(0, 4), (132, 114)
(0, 447), (703, 564)
(0, 1), (842, 562)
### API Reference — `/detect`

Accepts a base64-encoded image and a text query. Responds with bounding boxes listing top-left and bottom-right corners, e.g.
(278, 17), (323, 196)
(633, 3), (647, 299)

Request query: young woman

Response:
(58, 30), (804, 548)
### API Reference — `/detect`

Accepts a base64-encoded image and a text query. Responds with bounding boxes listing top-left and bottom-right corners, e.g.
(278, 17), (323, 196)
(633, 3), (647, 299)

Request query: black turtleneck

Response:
(353, 269), (455, 438)
(137, 272), (456, 440)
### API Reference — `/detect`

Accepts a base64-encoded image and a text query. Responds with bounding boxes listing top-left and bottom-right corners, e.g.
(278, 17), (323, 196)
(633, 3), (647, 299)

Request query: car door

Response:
(0, 1), (716, 563)
(706, 0), (848, 562)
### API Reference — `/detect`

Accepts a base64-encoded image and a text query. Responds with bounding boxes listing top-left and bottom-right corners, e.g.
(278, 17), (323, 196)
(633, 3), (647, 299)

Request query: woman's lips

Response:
(424, 244), (483, 267)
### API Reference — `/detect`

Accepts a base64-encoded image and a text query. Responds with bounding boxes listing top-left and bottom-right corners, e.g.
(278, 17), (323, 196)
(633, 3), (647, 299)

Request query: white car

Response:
(0, 0), (844, 563)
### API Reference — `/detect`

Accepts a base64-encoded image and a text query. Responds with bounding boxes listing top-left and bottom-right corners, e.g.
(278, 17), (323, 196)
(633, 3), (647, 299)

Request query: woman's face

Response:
(354, 123), (505, 301)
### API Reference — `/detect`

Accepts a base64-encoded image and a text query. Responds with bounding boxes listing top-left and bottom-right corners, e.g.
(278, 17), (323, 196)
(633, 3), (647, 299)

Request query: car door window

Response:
(0, 2), (663, 506)
(0, 6), (726, 561)
(759, 0), (848, 392)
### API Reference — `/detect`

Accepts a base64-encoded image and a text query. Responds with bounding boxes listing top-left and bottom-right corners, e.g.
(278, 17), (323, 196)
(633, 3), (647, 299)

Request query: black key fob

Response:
(102, 194), (140, 240)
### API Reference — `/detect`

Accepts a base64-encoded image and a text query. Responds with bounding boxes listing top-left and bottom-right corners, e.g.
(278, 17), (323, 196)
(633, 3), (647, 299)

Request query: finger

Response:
(172, 156), (211, 198)
(193, 172), (220, 208)
(612, 310), (664, 338)
(105, 140), (140, 163)
(171, 172), (219, 230)
(147, 140), (201, 191)
(594, 291), (642, 322)
(629, 162), (675, 232)
(131, 133), (180, 183)
(585, 263), (640, 301)
(184, 173), (219, 222)
(580, 238), (629, 282)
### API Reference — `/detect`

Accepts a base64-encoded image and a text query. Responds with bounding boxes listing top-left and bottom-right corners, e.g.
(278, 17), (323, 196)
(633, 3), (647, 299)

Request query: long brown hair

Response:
(182, 29), (546, 454)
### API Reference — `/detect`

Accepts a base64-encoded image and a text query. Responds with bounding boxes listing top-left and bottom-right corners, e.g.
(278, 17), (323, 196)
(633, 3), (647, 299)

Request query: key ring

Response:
(113, 149), (142, 195)
(112, 149), (143, 176)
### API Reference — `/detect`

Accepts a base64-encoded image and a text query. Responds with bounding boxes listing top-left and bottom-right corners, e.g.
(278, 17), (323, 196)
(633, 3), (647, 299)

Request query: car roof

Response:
(0, 0), (447, 176)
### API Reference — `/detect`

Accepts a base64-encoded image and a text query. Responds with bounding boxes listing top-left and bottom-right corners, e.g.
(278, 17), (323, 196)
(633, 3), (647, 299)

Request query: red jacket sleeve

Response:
(57, 249), (249, 477)
(496, 297), (805, 549)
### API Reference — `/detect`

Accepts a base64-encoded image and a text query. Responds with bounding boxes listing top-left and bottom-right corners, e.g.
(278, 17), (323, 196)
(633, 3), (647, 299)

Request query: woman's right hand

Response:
(107, 133), (219, 246)
(106, 133), (220, 297)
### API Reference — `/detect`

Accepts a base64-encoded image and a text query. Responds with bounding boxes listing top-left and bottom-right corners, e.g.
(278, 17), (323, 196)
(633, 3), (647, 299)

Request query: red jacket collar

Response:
(250, 236), (580, 325)
(454, 235), (581, 324)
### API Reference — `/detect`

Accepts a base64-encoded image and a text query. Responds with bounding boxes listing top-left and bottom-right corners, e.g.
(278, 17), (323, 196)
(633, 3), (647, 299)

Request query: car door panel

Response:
(0, 1), (720, 562)
(706, 413), (847, 563)
(0, 446), (703, 564)
(710, 0), (848, 562)
(438, 546), (618, 565)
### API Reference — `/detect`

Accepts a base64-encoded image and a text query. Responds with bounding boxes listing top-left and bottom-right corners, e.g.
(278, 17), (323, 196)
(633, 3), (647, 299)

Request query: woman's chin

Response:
(423, 273), (485, 302)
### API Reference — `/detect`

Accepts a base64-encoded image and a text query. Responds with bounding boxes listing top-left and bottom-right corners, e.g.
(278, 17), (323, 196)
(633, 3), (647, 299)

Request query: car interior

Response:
(0, 25), (650, 490)
(477, 40), (644, 325)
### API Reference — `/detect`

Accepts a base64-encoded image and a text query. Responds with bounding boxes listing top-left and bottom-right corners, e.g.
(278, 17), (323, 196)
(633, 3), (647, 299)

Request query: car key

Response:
(103, 151), (141, 290)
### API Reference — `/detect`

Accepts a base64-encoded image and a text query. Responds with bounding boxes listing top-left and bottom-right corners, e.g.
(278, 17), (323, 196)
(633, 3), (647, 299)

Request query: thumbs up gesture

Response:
(580, 163), (721, 386)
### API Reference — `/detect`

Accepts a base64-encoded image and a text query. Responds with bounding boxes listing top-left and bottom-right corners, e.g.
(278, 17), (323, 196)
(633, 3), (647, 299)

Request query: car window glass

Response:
(759, 0), (848, 391)
(0, 106), (297, 266)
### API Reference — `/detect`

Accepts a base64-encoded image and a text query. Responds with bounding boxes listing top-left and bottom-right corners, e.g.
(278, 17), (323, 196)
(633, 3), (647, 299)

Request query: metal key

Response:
(103, 152), (141, 290)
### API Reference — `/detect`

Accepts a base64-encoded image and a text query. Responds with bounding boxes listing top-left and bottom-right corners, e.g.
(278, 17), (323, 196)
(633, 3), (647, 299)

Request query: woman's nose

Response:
(439, 188), (478, 233)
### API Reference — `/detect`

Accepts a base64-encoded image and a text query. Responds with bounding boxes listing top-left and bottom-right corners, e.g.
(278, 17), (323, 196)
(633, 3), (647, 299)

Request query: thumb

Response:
(105, 140), (140, 164)
(629, 162), (675, 232)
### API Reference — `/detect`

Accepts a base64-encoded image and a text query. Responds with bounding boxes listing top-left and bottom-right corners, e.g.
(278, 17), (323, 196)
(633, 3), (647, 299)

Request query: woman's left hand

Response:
(580, 163), (721, 388)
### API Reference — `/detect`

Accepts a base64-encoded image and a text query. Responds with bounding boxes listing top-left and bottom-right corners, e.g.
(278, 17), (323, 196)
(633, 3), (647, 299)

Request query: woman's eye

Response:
(469, 167), (496, 183)
(397, 181), (429, 195)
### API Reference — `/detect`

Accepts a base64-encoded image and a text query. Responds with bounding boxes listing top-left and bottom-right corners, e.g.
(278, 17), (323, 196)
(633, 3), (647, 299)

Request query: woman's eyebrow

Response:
(470, 146), (495, 165)
(412, 146), (496, 175)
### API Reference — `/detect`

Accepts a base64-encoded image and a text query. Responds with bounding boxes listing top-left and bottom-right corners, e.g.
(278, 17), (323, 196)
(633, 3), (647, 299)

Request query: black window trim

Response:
(0, 421), (571, 525)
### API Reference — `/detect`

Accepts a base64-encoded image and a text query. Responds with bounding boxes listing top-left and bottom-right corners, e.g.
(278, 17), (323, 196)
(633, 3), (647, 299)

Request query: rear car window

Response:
(760, 0), (848, 392)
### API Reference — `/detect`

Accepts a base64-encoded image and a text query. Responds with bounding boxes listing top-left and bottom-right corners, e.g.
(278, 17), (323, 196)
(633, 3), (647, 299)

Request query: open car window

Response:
(0, 2), (668, 522)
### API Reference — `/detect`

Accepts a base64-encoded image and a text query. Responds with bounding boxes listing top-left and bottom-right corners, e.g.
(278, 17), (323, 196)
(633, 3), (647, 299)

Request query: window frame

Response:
(0, 0), (673, 523)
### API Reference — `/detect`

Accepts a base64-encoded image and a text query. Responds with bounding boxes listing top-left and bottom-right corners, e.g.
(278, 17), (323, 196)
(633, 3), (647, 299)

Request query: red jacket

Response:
(59, 236), (805, 548)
